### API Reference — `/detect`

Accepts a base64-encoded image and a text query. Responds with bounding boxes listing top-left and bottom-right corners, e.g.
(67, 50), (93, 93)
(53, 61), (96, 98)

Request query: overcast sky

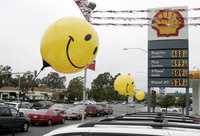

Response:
(0, 0), (200, 91)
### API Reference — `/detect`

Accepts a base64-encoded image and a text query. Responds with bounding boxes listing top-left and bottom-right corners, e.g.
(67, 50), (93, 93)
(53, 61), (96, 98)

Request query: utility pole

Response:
(82, 69), (87, 122)
(18, 75), (21, 102)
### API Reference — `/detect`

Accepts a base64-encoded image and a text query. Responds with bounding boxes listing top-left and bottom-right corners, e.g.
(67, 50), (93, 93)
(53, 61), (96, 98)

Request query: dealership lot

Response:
(2, 104), (141, 136)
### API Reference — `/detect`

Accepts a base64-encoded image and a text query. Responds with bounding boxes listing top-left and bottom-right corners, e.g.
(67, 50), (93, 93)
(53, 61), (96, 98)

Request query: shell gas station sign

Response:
(151, 10), (184, 37)
(148, 7), (189, 88)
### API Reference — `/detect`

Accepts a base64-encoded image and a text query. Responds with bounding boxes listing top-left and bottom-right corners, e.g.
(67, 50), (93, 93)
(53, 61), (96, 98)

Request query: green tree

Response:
(66, 77), (84, 102)
(90, 72), (114, 101)
(90, 72), (126, 102)
(0, 65), (12, 87)
(19, 71), (35, 92)
(41, 72), (66, 89)
(176, 94), (192, 114)
(157, 95), (176, 112)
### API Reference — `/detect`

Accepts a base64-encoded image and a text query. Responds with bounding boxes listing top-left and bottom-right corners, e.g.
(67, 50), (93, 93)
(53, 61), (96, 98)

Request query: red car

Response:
(85, 104), (105, 117)
(28, 109), (65, 126)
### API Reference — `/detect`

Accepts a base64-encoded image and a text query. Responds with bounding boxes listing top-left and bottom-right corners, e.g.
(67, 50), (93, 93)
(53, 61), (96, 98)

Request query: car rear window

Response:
(0, 107), (11, 116)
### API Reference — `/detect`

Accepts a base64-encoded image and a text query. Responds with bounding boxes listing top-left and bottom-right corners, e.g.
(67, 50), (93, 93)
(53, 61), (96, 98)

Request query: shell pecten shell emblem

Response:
(152, 10), (184, 37)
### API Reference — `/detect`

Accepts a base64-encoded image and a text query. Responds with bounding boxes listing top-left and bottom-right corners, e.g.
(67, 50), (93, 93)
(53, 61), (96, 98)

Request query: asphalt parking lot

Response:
(2, 116), (105, 136)
(2, 104), (143, 136)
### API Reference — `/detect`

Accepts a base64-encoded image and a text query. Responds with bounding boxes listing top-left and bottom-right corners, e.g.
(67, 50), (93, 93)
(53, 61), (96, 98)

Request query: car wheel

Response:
(96, 113), (100, 117)
(22, 122), (29, 132)
(47, 120), (52, 126)
(60, 118), (65, 124)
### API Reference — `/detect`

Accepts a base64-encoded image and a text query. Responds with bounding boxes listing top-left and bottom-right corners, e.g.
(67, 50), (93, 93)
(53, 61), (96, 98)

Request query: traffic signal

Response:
(152, 90), (156, 95)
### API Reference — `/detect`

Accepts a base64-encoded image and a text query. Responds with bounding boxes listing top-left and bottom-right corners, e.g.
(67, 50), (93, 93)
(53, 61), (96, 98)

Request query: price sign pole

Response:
(148, 7), (189, 114)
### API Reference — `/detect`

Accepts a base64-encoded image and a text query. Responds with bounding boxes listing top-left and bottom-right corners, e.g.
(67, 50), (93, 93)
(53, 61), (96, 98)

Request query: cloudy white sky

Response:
(0, 0), (200, 91)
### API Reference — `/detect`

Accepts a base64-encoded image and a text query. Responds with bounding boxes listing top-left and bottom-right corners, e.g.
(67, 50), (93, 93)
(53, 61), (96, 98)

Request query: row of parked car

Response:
(0, 100), (114, 133)
(49, 103), (113, 119)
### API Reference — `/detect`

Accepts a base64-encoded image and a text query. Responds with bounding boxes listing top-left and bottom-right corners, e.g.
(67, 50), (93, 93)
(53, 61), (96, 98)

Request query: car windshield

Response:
(51, 104), (68, 109)
(4, 103), (16, 108)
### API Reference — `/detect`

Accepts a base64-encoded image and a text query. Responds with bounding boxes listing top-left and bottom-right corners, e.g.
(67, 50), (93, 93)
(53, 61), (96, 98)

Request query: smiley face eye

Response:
(85, 34), (92, 41)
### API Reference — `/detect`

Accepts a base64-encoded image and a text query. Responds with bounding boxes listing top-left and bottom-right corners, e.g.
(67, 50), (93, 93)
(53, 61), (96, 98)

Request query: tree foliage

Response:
(41, 72), (66, 89)
(0, 65), (13, 87)
(157, 95), (176, 110)
(176, 95), (186, 108)
(66, 77), (84, 101)
(19, 71), (34, 91)
(175, 94), (192, 114)
(0, 65), (66, 90)
(90, 72), (126, 102)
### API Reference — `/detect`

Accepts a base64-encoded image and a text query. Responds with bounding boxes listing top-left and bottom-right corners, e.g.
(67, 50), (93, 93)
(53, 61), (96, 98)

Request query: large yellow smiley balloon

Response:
(41, 17), (99, 73)
(114, 74), (135, 96)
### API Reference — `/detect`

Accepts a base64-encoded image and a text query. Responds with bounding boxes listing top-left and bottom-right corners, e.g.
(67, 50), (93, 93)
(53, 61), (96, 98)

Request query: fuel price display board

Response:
(148, 7), (189, 88)
(148, 40), (189, 88)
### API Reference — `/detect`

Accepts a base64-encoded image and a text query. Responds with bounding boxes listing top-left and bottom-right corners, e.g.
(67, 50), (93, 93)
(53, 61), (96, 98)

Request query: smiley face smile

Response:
(66, 36), (85, 69)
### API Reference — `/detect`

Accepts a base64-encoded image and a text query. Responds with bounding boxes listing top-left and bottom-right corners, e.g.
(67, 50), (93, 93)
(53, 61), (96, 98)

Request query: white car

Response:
(44, 112), (200, 136)
(74, 100), (96, 105)
(4, 101), (35, 115)
(65, 105), (86, 120)
(159, 107), (181, 113)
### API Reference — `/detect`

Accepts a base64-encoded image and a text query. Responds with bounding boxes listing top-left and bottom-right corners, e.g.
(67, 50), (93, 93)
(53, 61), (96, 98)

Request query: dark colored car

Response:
(0, 105), (30, 132)
(28, 109), (65, 126)
(85, 104), (105, 117)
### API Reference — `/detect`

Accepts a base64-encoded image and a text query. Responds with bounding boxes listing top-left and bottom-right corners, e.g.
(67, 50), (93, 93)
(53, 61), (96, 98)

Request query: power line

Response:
(91, 16), (200, 21)
(93, 8), (200, 13)
(91, 23), (200, 27)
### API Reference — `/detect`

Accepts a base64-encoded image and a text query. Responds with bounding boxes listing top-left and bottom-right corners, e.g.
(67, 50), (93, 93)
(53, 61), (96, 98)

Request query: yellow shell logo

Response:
(152, 10), (184, 37)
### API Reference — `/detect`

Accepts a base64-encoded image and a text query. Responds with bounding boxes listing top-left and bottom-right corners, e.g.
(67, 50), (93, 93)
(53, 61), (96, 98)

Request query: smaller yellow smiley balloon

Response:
(114, 74), (135, 96)
(41, 17), (99, 73)
(135, 91), (145, 101)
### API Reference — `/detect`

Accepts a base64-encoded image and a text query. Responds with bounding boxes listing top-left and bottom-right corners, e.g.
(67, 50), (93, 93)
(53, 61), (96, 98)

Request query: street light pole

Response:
(123, 48), (148, 54)
(122, 47), (150, 112)
(81, 69), (87, 122)
(18, 75), (21, 101)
